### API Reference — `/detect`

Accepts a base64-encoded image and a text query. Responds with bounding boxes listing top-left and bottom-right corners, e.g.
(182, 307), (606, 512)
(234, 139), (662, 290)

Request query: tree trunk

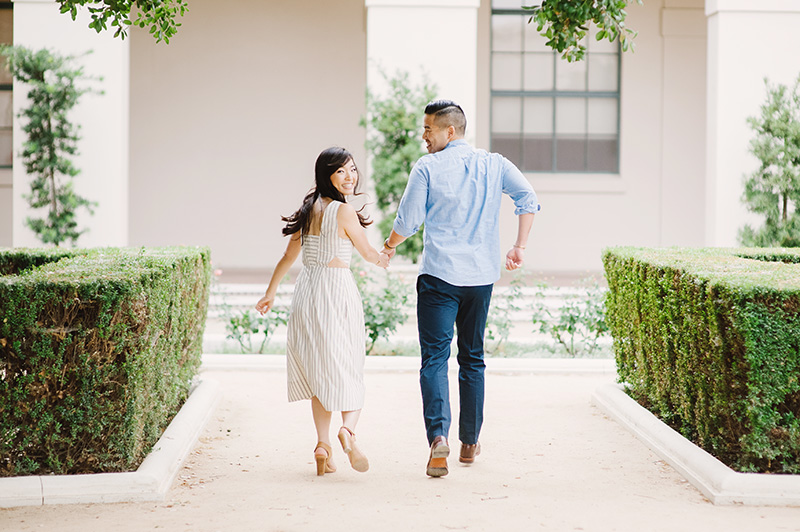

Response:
(44, 103), (59, 245)
(783, 194), (788, 223)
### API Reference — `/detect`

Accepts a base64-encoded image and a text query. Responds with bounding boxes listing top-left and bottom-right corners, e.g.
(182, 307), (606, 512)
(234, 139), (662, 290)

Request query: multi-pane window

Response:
(490, 1), (620, 173)
(0, 1), (12, 169)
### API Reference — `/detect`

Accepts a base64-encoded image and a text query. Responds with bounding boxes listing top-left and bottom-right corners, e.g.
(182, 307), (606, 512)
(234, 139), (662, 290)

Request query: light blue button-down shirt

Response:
(393, 139), (541, 286)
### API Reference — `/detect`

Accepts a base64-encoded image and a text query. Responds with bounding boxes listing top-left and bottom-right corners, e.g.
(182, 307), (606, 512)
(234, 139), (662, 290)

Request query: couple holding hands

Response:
(255, 100), (540, 478)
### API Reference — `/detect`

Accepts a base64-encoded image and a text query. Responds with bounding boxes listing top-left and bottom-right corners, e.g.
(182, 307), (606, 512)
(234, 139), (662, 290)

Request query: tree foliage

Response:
(524, 0), (642, 62)
(739, 75), (800, 247)
(1, 45), (98, 246)
(57, 0), (188, 43)
(361, 69), (437, 263)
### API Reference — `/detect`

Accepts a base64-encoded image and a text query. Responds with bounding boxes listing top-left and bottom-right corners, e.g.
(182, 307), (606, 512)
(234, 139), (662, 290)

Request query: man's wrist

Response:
(383, 238), (396, 250)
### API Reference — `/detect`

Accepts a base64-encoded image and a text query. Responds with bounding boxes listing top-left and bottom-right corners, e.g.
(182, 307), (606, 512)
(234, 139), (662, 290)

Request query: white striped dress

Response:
(286, 200), (366, 411)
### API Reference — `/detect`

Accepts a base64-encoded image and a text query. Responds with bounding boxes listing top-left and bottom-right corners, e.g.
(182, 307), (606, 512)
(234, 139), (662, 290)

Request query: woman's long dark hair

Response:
(282, 147), (372, 236)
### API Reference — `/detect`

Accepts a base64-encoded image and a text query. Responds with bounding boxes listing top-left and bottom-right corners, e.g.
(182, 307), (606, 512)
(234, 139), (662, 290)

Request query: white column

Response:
(705, 0), (800, 246)
(12, 0), (129, 247)
(660, 6), (706, 246)
(365, 0), (480, 144)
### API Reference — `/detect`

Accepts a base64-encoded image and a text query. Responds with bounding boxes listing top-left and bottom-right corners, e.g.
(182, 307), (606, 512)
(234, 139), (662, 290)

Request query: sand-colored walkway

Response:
(2, 359), (800, 531)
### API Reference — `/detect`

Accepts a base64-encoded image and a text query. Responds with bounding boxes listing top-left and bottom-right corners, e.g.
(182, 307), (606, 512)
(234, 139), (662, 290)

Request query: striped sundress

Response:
(286, 200), (366, 411)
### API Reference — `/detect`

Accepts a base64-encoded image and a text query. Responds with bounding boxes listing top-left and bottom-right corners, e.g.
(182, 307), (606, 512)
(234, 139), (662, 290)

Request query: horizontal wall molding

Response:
(366, 0), (479, 8)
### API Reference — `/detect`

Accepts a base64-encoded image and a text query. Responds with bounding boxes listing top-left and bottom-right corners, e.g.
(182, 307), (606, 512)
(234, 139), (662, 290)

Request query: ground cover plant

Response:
(604, 246), (800, 473)
(0, 246), (211, 476)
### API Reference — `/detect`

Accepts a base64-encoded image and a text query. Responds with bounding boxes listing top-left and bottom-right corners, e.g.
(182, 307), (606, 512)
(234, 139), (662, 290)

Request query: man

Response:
(383, 100), (540, 477)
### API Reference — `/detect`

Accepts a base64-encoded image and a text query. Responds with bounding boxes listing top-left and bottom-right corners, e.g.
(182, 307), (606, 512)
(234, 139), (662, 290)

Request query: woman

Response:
(255, 147), (389, 476)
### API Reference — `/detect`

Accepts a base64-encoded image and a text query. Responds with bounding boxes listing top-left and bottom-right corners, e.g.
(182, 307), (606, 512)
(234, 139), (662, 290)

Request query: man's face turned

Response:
(422, 114), (451, 154)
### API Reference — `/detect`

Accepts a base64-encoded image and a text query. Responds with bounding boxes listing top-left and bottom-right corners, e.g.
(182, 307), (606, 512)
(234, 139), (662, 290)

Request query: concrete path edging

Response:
(0, 378), (221, 508)
(592, 383), (800, 507)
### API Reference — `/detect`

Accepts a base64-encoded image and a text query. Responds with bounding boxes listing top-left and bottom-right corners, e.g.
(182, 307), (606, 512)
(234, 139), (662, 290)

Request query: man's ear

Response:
(447, 125), (456, 141)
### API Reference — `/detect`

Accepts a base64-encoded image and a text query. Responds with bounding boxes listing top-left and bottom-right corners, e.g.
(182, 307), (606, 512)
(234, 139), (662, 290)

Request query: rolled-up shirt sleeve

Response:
(393, 162), (429, 237)
(501, 156), (541, 215)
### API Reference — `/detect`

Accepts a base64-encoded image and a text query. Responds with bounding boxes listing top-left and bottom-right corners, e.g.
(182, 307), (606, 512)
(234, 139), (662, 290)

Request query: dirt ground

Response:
(2, 367), (800, 532)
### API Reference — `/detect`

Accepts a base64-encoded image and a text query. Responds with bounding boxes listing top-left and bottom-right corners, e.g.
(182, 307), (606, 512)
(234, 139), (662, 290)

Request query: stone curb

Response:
(200, 353), (617, 375)
(0, 379), (221, 508)
(591, 383), (800, 506)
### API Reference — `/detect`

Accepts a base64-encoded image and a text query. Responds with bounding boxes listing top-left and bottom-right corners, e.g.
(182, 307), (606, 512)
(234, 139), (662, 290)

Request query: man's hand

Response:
(505, 247), (525, 271)
(255, 293), (274, 315)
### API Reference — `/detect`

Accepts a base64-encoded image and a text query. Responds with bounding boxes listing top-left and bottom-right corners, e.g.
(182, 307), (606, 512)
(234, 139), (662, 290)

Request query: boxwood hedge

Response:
(603, 247), (800, 473)
(0, 246), (211, 476)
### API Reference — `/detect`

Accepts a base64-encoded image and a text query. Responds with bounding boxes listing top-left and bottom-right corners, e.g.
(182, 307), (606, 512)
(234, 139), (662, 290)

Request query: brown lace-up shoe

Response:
(459, 442), (481, 464)
(426, 436), (450, 477)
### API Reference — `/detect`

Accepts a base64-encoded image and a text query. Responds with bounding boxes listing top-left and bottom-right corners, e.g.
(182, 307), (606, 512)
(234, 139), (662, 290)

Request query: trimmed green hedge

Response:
(0, 246), (211, 476)
(603, 247), (800, 473)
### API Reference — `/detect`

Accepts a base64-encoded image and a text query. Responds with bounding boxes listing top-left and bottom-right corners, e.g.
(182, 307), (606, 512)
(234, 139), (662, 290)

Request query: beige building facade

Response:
(2, 0), (800, 273)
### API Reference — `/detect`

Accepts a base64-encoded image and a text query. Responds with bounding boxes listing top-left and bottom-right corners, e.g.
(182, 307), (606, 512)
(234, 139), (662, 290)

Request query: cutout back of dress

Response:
(302, 201), (353, 269)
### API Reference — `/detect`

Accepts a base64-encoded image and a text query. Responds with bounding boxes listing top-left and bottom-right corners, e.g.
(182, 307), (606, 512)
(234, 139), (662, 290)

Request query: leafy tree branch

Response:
(57, 0), (188, 43)
(524, 0), (643, 62)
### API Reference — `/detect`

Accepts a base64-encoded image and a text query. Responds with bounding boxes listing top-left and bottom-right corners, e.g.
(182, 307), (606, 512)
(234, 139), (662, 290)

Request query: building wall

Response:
(366, 0), (479, 145)
(128, 0), (368, 270)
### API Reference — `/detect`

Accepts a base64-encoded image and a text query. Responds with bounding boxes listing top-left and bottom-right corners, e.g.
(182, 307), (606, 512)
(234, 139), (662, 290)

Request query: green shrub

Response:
(530, 279), (609, 357)
(485, 269), (525, 354)
(361, 68), (437, 263)
(224, 307), (288, 354)
(0, 246), (211, 476)
(351, 258), (410, 355)
(1, 45), (99, 247)
(603, 246), (800, 473)
(739, 75), (800, 248)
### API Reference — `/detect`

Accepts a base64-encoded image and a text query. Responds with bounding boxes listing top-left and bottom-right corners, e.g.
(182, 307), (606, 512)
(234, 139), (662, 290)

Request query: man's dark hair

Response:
(424, 99), (467, 136)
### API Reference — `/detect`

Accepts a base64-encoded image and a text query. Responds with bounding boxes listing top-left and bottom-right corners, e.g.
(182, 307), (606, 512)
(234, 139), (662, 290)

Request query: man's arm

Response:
(382, 230), (407, 259)
(505, 212), (535, 271)
(384, 162), (428, 259)
(501, 156), (539, 271)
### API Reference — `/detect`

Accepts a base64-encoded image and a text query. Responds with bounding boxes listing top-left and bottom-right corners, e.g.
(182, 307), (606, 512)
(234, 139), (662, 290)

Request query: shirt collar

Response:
(445, 139), (468, 150)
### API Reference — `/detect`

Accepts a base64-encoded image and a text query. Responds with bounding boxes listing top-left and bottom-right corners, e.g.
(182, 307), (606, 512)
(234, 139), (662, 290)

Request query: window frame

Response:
(489, 7), (622, 175)
(0, 1), (13, 170)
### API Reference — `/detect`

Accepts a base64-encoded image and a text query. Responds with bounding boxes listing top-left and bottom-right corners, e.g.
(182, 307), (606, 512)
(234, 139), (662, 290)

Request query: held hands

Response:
(383, 246), (396, 260)
(255, 293), (275, 315)
(376, 251), (390, 269)
(505, 246), (525, 271)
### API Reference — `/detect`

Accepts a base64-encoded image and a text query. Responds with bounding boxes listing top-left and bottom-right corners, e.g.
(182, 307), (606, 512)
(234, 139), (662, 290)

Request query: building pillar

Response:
(12, 0), (129, 248)
(660, 5), (706, 246)
(705, 0), (800, 246)
(365, 0), (480, 144)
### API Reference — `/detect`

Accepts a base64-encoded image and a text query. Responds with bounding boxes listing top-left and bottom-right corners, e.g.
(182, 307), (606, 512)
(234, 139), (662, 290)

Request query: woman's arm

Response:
(255, 233), (302, 314)
(339, 204), (389, 268)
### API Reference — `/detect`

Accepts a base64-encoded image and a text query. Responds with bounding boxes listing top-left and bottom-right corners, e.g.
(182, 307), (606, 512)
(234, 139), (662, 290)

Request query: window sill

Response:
(527, 173), (625, 194)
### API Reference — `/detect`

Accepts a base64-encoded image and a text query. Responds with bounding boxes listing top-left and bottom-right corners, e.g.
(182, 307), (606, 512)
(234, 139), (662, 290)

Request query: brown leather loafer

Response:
(426, 435), (450, 477)
(459, 442), (481, 464)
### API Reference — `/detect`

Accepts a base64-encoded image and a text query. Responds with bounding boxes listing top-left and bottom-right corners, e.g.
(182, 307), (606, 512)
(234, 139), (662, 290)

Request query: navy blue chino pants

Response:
(416, 274), (494, 446)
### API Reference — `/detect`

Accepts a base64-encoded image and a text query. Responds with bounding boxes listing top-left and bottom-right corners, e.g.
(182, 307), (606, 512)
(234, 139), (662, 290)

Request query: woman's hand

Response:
(376, 251), (390, 269)
(255, 293), (275, 315)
